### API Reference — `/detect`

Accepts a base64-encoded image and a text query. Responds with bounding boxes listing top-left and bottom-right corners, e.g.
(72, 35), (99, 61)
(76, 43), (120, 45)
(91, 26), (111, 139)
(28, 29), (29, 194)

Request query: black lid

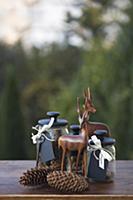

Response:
(89, 137), (116, 146)
(102, 137), (116, 146)
(70, 124), (80, 135)
(47, 111), (60, 119)
(94, 130), (108, 138)
(38, 111), (68, 128)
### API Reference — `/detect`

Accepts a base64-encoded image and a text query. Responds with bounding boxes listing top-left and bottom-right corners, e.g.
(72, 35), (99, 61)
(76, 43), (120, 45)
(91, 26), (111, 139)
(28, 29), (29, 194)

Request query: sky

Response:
(0, 0), (130, 47)
(0, 0), (81, 47)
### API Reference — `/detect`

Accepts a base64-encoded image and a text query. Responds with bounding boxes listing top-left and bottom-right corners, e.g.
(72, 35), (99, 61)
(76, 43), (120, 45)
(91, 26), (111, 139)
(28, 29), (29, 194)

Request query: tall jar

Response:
(35, 111), (68, 166)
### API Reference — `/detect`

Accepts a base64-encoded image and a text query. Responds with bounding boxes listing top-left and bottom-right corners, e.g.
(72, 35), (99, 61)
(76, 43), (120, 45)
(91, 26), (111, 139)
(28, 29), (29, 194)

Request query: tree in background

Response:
(65, 0), (126, 47)
(0, 42), (83, 159)
(107, 3), (133, 159)
(0, 66), (28, 159)
(49, 41), (110, 127)
(22, 43), (82, 123)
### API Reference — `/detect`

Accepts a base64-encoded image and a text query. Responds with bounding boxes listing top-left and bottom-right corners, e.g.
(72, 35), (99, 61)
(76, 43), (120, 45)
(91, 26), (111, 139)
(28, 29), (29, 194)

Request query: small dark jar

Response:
(87, 133), (116, 182)
(67, 124), (82, 173)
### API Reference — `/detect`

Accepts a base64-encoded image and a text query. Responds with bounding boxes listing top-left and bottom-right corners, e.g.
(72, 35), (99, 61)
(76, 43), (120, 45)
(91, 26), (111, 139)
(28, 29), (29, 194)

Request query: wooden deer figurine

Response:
(80, 88), (111, 138)
(58, 88), (96, 177)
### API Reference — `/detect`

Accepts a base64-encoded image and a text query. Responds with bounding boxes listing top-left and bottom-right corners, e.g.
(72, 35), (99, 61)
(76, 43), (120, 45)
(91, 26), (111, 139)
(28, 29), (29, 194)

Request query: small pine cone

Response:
(19, 166), (49, 186)
(49, 160), (61, 171)
(19, 161), (61, 187)
(39, 160), (61, 171)
(47, 171), (89, 193)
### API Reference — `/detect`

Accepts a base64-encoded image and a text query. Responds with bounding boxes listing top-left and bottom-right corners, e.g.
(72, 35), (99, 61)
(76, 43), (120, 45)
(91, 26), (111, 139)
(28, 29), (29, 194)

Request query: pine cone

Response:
(19, 166), (48, 186)
(39, 160), (61, 171)
(19, 160), (61, 187)
(49, 160), (61, 171)
(47, 171), (89, 193)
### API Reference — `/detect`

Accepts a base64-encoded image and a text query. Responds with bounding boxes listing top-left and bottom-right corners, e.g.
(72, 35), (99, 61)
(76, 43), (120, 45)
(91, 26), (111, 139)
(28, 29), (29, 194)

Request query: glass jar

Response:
(102, 138), (116, 182)
(87, 135), (116, 182)
(34, 111), (68, 166)
(66, 124), (83, 173)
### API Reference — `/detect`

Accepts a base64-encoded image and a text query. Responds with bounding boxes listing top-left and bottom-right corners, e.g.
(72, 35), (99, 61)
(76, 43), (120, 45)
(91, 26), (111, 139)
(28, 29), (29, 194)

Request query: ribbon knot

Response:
(31, 117), (55, 144)
(88, 135), (113, 169)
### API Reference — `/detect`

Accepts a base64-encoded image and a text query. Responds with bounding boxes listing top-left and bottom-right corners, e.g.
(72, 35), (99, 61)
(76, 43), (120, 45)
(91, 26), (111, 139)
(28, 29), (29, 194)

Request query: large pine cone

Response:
(47, 171), (89, 193)
(19, 160), (61, 186)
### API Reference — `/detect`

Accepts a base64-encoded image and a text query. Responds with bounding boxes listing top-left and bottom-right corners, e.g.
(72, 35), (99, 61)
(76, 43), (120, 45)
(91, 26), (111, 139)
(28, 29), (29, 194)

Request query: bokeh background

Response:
(0, 0), (132, 160)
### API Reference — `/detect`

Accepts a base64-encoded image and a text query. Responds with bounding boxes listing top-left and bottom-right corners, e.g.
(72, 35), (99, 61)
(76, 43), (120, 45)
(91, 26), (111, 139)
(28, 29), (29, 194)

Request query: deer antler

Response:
(83, 88), (90, 111)
(88, 87), (93, 101)
(84, 87), (91, 99)
(77, 97), (80, 114)
(77, 87), (96, 125)
(77, 97), (83, 125)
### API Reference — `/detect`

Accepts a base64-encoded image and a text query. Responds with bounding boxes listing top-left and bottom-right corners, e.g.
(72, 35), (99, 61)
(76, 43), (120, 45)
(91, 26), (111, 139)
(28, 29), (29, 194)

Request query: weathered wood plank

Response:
(0, 195), (133, 200)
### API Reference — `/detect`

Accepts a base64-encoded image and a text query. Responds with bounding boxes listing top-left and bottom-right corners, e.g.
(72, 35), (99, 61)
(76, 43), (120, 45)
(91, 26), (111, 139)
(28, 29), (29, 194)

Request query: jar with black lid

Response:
(66, 124), (82, 172)
(32, 111), (68, 166)
(87, 133), (116, 182)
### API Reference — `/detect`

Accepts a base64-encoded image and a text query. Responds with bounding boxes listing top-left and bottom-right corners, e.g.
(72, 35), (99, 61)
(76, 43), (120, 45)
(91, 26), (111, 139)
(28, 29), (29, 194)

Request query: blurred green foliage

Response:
(0, 66), (27, 159)
(0, 0), (133, 160)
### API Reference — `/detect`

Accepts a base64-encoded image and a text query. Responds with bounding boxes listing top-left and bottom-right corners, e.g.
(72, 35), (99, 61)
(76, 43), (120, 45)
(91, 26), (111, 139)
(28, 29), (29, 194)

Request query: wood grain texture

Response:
(0, 160), (133, 200)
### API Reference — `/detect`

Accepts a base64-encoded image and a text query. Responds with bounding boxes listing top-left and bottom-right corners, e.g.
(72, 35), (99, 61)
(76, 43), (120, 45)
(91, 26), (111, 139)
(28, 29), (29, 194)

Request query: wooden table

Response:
(0, 160), (133, 200)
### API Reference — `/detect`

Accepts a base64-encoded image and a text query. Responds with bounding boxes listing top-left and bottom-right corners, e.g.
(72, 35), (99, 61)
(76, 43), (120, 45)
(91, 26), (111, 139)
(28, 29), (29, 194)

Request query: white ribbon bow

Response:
(31, 117), (55, 144)
(88, 135), (113, 169)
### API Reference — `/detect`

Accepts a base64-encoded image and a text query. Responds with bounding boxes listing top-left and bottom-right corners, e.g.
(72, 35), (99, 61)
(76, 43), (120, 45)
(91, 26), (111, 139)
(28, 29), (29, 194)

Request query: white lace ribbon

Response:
(31, 117), (55, 144)
(88, 135), (113, 169)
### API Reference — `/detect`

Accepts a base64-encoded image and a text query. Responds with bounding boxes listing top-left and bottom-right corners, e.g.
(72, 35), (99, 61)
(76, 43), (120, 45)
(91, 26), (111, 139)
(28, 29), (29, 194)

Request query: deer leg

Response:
(76, 150), (81, 174)
(82, 150), (87, 177)
(61, 148), (66, 171)
(67, 152), (72, 172)
(82, 150), (84, 175)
